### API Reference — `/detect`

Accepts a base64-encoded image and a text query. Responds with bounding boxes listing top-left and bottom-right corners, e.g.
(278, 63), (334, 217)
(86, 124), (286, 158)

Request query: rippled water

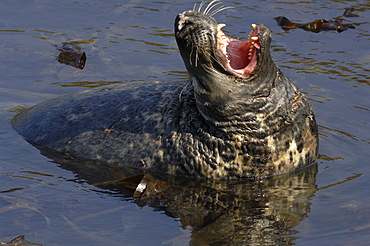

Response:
(0, 0), (369, 245)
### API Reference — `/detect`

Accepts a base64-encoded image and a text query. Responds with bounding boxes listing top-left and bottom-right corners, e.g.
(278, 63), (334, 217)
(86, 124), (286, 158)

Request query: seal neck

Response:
(192, 51), (279, 125)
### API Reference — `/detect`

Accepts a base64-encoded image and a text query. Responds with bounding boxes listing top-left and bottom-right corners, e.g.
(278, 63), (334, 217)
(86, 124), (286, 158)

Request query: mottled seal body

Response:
(12, 2), (318, 179)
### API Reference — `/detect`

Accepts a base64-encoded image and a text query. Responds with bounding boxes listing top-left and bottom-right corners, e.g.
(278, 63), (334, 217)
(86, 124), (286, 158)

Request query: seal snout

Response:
(175, 11), (188, 34)
(175, 10), (218, 39)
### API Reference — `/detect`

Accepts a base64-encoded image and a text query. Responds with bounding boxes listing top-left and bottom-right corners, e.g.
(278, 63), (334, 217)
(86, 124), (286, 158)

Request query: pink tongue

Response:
(226, 40), (250, 69)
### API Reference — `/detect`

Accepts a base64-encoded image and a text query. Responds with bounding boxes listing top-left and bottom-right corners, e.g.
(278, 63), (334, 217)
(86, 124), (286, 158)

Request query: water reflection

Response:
(0, 193), (50, 225)
(318, 172), (362, 190)
(51, 80), (121, 88)
(319, 124), (360, 142)
(38, 146), (318, 245)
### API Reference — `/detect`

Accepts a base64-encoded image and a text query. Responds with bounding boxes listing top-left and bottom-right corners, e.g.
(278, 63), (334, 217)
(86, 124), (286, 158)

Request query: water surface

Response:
(0, 0), (369, 245)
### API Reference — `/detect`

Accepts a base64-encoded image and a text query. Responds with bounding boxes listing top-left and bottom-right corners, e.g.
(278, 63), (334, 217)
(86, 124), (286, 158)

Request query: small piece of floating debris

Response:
(57, 43), (86, 69)
(275, 9), (358, 33)
(0, 235), (42, 246)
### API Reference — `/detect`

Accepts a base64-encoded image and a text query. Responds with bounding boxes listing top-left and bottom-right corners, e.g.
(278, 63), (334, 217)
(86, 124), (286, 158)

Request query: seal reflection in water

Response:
(12, 1), (318, 179)
(39, 147), (318, 245)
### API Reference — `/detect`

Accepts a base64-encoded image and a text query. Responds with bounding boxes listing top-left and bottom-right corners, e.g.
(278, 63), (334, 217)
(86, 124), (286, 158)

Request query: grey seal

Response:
(12, 1), (318, 179)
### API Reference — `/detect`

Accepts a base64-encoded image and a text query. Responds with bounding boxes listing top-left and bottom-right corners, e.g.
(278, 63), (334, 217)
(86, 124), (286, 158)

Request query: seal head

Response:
(175, 10), (278, 123)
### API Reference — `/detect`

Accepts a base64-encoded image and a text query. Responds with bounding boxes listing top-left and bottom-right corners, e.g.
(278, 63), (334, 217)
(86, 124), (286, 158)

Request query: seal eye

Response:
(217, 23), (261, 78)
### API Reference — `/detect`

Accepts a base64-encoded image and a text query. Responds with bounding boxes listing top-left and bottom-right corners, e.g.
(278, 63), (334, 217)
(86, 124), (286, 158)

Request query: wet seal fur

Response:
(12, 1), (318, 179)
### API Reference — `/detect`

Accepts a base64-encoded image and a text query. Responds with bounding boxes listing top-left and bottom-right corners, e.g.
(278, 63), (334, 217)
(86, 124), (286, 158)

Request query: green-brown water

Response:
(1, 0), (369, 245)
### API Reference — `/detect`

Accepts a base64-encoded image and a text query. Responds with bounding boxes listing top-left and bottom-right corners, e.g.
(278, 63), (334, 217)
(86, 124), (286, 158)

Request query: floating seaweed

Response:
(275, 9), (358, 33)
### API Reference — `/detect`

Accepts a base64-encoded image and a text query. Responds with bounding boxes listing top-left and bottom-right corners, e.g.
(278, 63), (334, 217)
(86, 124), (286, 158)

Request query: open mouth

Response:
(217, 24), (260, 78)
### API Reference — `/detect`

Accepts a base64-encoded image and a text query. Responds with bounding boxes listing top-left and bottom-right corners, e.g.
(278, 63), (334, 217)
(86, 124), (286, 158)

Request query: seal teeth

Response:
(217, 24), (226, 46)
(251, 23), (257, 30)
(217, 23), (226, 29)
(217, 25), (228, 55)
(251, 36), (258, 41)
(248, 44), (255, 60)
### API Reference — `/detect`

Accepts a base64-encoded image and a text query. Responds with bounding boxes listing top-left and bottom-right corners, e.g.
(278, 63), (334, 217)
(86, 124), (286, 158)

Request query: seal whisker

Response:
(189, 48), (193, 66)
(193, 2), (203, 12)
(200, 48), (218, 64)
(190, 46), (200, 67)
(195, 49), (199, 67)
(203, 0), (222, 15)
(226, 52), (242, 59)
(178, 80), (191, 101)
(208, 6), (235, 16)
(208, 50), (225, 65)
(193, 1), (233, 16)
(190, 46), (197, 67)
(198, 1), (206, 12)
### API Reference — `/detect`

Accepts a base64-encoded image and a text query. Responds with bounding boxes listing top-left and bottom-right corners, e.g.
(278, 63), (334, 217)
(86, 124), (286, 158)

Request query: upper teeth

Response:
(217, 23), (226, 29)
(217, 24), (228, 53)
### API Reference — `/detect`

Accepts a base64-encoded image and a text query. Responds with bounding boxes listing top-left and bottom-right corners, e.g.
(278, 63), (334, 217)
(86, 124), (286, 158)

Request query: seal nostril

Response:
(176, 17), (194, 34)
(176, 11), (197, 31)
